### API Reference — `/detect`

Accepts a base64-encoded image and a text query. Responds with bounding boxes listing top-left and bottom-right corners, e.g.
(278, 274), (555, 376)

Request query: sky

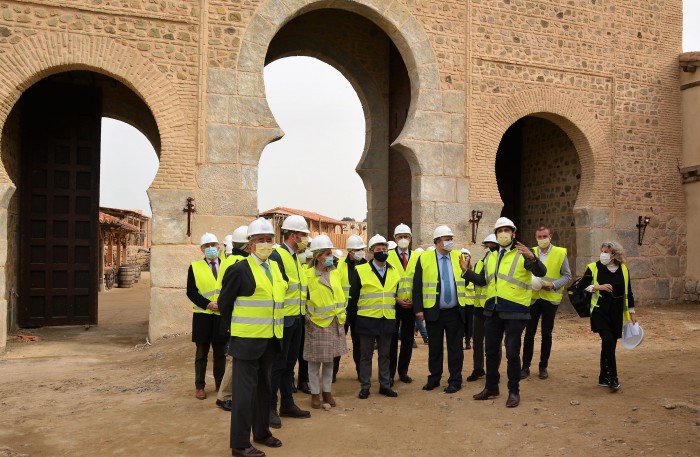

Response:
(100, 3), (700, 220)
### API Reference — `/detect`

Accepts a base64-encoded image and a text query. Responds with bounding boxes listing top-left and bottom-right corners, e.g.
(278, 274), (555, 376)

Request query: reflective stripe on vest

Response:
(230, 256), (285, 338)
(191, 259), (220, 315)
(275, 247), (308, 316)
(588, 262), (631, 321)
(419, 250), (468, 309)
(356, 263), (399, 319)
(485, 249), (532, 307)
(473, 256), (488, 308)
(336, 259), (351, 305)
(305, 267), (347, 328)
(531, 246), (567, 303)
(387, 249), (421, 300)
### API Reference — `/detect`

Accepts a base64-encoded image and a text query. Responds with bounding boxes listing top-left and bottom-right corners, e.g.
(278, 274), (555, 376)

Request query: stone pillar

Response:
(0, 182), (16, 352)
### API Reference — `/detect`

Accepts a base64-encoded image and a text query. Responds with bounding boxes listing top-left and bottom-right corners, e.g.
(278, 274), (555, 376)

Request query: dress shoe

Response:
(520, 366), (530, 379)
(598, 376), (610, 387)
(216, 399), (232, 411)
(473, 388), (500, 400)
(279, 404), (311, 418)
(253, 435), (282, 448)
(296, 382), (312, 395)
(310, 394), (321, 409)
(378, 387), (398, 397)
(444, 384), (461, 394)
(538, 368), (549, 379)
(506, 392), (520, 408)
(231, 446), (265, 457)
(399, 374), (413, 384)
(358, 388), (370, 399)
(422, 382), (440, 391)
(195, 389), (206, 400)
(466, 369), (485, 382)
(268, 409), (282, 429)
(322, 391), (336, 407)
(608, 377), (620, 391)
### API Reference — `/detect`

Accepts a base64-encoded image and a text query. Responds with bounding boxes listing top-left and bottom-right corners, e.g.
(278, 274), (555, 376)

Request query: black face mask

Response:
(489, 246), (499, 252)
(373, 251), (389, 262)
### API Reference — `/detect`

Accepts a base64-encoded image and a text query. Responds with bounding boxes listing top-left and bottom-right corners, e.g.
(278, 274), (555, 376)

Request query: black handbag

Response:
(567, 276), (591, 318)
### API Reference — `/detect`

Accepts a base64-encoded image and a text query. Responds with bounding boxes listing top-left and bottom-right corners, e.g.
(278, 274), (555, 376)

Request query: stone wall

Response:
(126, 246), (151, 272)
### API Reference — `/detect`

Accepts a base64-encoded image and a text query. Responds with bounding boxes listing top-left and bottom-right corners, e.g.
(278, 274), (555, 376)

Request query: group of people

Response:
(186, 215), (639, 457)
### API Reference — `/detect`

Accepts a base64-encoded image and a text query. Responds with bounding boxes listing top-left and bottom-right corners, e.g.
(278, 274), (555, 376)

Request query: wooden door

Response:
(19, 81), (101, 327)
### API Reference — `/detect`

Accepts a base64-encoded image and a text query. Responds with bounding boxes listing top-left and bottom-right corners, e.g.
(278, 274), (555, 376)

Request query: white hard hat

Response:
(621, 322), (644, 350)
(482, 234), (498, 244)
(433, 225), (454, 240)
(415, 247), (425, 253)
(281, 214), (310, 234)
(346, 234), (366, 250)
(394, 223), (412, 238)
(247, 218), (275, 238)
(223, 234), (233, 245)
(310, 234), (334, 251)
(494, 217), (516, 232)
(232, 225), (249, 243)
(387, 240), (397, 250)
(531, 276), (543, 291)
(427, 246), (436, 251)
(200, 232), (219, 245)
(461, 248), (471, 256)
(333, 249), (344, 259)
(368, 234), (388, 250)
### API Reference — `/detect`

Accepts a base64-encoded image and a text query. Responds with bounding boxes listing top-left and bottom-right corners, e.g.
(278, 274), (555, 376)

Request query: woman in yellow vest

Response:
(578, 241), (638, 391)
(303, 235), (347, 409)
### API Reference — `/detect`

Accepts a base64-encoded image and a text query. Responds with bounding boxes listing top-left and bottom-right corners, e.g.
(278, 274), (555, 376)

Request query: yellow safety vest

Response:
(588, 262), (631, 321)
(217, 254), (245, 289)
(355, 263), (400, 319)
(336, 258), (351, 305)
(230, 256), (285, 339)
(419, 250), (468, 309)
(473, 256), (488, 308)
(484, 248), (532, 307)
(531, 246), (567, 303)
(191, 259), (220, 315)
(387, 249), (421, 300)
(305, 267), (347, 328)
(274, 247), (308, 317)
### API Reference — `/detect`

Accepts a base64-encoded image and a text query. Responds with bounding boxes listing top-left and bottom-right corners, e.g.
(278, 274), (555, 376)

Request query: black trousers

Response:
(297, 324), (309, 384)
(359, 332), (392, 390)
(334, 321), (361, 380)
(426, 307), (464, 387)
(194, 341), (226, 390)
(484, 312), (527, 394)
(271, 317), (303, 409)
(522, 299), (558, 369)
(472, 307), (485, 371)
(390, 306), (416, 379)
(230, 340), (276, 449)
(597, 328), (618, 380)
(464, 305), (474, 344)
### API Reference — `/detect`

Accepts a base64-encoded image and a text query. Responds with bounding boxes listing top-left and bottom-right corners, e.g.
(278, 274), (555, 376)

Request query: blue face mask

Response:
(322, 256), (334, 267)
(204, 247), (219, 259)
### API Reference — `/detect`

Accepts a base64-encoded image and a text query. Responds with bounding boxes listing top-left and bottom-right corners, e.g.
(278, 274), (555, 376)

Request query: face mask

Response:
(599, 252), (612, 265)
(537, 238), (551, 250)
(298, 251), (308, 263)
(322, 256), (334, 267)
(297, 236), (309, 251)
(373, 251), (389, 262)
(397, 239), (410, 250)
(204, 247), (219, 259)
(353, 251), (365, 261)
(254, 242), (274, 261)
(442, 240), (454, 252)
(497, 232), (512, 247)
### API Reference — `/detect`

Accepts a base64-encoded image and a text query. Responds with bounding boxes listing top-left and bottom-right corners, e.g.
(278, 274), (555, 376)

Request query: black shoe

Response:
(466, 369), (485, 382)
(269, 409), (282, 429)
(473, 388), (500, 400)
(538, 368), (549, 379)
(520, 367), (530, 379)
(608, 377), (620, 391)
(296, 382), (312, 395)
(506, 392), (520, 408)
(422, 382), (440, 391)
(399, 374), (413, 384)
(598, 376), (610, 387)
(378, 387), (398, 397)
(216, 399), (232, 411)
(444, 384), (461, 394)
(279, 404), (311, 418)
(358, 388), (370, 399)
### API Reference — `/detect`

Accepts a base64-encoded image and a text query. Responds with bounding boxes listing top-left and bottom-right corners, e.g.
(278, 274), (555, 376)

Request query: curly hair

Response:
(601, 241), (625, 263)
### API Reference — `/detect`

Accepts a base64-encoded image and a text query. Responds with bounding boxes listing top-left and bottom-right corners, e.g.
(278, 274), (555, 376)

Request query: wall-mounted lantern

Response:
(469, 210), (483, 244)
(636, 215), (650, 246)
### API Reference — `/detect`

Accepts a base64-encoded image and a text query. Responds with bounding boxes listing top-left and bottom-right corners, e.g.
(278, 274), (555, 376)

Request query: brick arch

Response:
(0, 31), (192, 189)
(477, 88), (613, 209)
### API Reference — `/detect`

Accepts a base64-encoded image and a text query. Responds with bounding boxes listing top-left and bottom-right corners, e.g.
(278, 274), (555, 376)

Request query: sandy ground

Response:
(1, 273), (699, 457)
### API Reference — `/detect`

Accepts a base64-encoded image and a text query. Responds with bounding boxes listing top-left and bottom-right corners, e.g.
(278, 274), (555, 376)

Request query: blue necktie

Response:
(441, 255), (452, 304)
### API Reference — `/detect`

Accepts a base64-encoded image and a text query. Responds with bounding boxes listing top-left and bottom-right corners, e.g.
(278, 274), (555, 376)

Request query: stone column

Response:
(0, 182), (16, 352)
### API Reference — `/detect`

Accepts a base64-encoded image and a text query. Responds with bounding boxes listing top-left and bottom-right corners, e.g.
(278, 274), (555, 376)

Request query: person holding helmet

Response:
(466, 234), (499, 383)
(348, 234), (400, 399)
(462, 217), (546, 408)
(387, 223), (421, 385)
(412, 225), (469, 394)
(521, 225), (572, 380)
(218, 218), (285, 457)
(303, 235), (347, 409)
(186, 232), (228, 401)
(333, 234), (367, 382)
(222, 234), (234, 259)
(267, 214), (312, 427)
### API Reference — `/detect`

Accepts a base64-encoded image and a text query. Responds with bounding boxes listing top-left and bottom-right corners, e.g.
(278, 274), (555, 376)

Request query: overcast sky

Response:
(101, 3), (700, 221)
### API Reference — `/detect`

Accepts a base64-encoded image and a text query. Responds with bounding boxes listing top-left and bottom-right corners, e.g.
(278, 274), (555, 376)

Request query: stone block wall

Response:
(126, 246), (151, 272)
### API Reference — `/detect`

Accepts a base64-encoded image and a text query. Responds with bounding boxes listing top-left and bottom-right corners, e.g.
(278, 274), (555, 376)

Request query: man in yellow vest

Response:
(348, 234), (400, 399)
(413, 225), (468, 394)
(219, 218), (285, 457)
(186, 232), (228, 401)
(521, 225), (571, 380)
(268, 215), (312, 428)
(462, 217), (546, 408)
(387, 223), (420, 386)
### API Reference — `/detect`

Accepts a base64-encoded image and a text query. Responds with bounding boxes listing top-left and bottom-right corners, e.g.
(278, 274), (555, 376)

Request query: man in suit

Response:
(413, 225), (468, 394)
(219, 218), (285, 457)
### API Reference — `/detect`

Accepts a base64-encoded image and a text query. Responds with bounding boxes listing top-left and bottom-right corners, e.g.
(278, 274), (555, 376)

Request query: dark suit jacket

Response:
(412, 251), (466, 323)
(218, 258), (282, 360)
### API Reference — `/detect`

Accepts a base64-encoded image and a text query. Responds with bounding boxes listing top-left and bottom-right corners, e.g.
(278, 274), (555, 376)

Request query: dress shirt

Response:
(438, 253), (458, 309)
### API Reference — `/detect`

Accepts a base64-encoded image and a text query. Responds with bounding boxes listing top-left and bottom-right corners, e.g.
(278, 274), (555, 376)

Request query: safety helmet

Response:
(482, 234), (498, 245)
(415, 247), (425, 253)
(433, 225), (454, 240)
(247, 218), (275, 239)
(427, 246), (436, 251)
(346, 234), (366, 250)
(200, 232), (219, 246)
(461, 248), (471, 256)
(394, 223), (412, 238)
(232, 225), (249, 243)
(223, 234), (233, 245)
(281, 214), (310, 234)
(387, 240), (397, 250)
(494, 217), (516, 232)
(310, 235), (334, 251)
(333, 249), (344, 260)
(367, 234), (388, 250)
(531, 276), (544, 291)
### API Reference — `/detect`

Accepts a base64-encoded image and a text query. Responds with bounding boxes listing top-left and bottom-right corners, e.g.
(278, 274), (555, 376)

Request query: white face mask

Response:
(254, 242), (274, 261)
(353, 251), (365, 261)
(397, 239), (410, 250)
(599, 252), (612, 265)
(442, 240), (454, 252)
(298, 251), (308, 263)
(497, 232), (512, 247)
(537, 238), (551, 250)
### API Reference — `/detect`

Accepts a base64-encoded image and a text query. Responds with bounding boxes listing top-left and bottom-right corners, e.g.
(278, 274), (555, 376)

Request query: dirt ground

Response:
(1, 273), (699, 457)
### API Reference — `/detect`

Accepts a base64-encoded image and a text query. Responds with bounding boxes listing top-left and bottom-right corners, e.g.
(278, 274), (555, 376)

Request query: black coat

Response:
(186, 261), (227, 344)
